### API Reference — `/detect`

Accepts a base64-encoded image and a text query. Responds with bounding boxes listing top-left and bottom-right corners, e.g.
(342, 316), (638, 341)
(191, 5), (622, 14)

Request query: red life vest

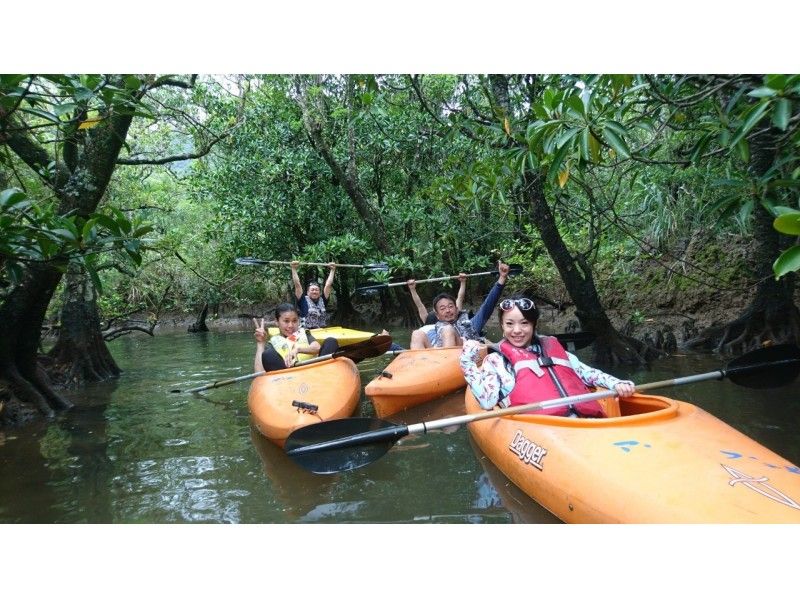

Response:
(498, 336), (606, 417)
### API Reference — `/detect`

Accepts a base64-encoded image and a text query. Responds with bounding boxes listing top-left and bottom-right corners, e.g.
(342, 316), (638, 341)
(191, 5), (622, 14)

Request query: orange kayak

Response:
(365, 347), (485, 418)
(248, 357), (360, 447)
(466, 388), (800, 523)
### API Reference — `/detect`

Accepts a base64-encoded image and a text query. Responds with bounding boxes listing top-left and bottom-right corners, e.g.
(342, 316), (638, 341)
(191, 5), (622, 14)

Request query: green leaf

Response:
(566, 94), (585, 117)
(73, 87), (94, 103)
(132, 225), (154, 238)
(527, 150), (539, 171)
(774, 212), (800, 235)
(82, 219), (98, 243)
(0, 188), (27, 209)
(123, 75), (142, 90)
(689, 132), (713, 163)
(51, 228), (77, 241)
(772, 98), (791, 131)
(738, 199), (755, 223)
(736, 138), (750, 163)
(773, 206), (800, 216)
(765, 75), (788, 90)
(547, 141), (572, 185)
(773, 246), (800, 279)
(603, 120), (627, 137)
(86, 261), (105, 295)
(601, 127), (631, 159)
(0, 74), (29, 87)
(555, 127), (581, 149)
(19, 107), (62, 125)
(92, 214), (121, 236)
(580, 128), (591, 161)
(747, 87), (778, 98)
(633, 119), (655, 133)
(53, 103), (78, 117)
(729, 101), (770, 147)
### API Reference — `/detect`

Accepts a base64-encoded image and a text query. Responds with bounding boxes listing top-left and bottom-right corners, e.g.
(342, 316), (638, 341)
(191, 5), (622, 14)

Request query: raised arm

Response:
(291, 260), (303, 300)
(469, 261), (511, 336)
(253, 317), (267, 373)
(407, 279), (428, 323)
(323, 262), (336, 300)
(456, 272), (467, 311)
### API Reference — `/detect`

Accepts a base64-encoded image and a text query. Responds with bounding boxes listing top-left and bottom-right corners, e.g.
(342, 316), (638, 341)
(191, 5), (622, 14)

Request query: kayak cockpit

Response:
(508, 393), (680, 427)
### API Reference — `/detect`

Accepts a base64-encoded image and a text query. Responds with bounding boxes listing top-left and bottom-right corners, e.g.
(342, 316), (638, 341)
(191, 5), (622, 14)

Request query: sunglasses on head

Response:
(500, 298), (536, 311)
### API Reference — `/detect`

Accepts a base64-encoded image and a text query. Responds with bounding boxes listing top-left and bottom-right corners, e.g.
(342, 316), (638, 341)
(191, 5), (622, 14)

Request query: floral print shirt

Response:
(459, 338), (632, 410)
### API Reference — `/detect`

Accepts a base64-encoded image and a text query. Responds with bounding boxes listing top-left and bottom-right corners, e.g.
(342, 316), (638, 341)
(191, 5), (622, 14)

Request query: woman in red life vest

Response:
(459, 295), (634, 417)
(253, 304), (338, 373)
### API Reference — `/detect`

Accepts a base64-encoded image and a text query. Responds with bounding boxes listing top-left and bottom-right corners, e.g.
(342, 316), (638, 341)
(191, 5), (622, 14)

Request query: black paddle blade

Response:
(285, 417), (407, 474)
(364, 262), (389, 272)
(507, 264), (524, 275)
(341, 334), (392, 363)
(354, 281), (386, 296)
(555, 331), (595, 351)
(724, 344), (800, 389)
(235, 256), (266, 266)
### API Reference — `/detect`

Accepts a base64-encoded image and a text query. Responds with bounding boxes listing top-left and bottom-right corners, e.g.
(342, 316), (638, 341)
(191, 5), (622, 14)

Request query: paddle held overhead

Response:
(355, 264), (523, 295)
(235, 257), (388, 271)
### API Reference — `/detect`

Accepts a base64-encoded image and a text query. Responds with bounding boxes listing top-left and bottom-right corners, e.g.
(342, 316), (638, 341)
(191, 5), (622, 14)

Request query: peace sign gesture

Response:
(253, 317), (267, 343)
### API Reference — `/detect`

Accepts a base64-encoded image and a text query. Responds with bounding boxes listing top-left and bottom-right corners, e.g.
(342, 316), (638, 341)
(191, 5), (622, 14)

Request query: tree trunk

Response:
(1, 79), (136, 425)
(683, 206), (800, 353)
(48, 263), (122, 386)
(683, 125), (800, 354)
(0, 263), (73, 425)
(294, 76), (392, 255)
(523, 175), (661, 365)
(188, 302), (210, 333)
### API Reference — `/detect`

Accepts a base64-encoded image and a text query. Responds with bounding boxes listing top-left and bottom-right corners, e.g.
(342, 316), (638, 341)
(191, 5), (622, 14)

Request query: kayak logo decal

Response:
(722, 464), (800, 511)
(509, 430), (547, 471)
(720, 450), (800, 475)
(613, 440), (651, 453)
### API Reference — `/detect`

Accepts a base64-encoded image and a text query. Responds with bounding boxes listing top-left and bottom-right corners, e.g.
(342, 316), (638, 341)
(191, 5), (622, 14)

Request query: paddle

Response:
(555, 331), (595, 351)
(236, 257), (388, 272)
(355, 264), (523, 295)
(376, 332), (594, 357)
(284, 343), (800, 474)
(170, 334), (393, 394)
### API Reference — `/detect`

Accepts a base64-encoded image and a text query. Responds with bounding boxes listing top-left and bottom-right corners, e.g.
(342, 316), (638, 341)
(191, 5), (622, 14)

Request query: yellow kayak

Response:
(267, 325), (373, 346)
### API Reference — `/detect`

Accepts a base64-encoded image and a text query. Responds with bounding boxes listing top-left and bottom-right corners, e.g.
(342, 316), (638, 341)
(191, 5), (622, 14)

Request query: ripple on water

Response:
(164, 439), (190, 447)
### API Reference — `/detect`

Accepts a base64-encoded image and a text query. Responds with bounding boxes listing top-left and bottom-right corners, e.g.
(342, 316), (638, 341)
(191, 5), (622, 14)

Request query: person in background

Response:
(409, 261), (511, 349)
(292, 260), (335, 329)
(408, 273), (466, 326)
(253, 304), (338, 373)
(459, 295), (634, 417)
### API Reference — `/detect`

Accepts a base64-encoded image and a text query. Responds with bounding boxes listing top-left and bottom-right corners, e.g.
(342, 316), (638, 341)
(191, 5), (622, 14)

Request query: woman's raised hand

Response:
(253, 317), (267, 343)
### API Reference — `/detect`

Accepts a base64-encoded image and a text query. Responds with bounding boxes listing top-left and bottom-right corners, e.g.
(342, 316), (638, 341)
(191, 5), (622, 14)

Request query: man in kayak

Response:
(409, 261), (511, 349)
(292, 260), (335, 328)
(408, 272), (467, 326)
(253, 304), (339, 372)
(459, 294), (634, 417)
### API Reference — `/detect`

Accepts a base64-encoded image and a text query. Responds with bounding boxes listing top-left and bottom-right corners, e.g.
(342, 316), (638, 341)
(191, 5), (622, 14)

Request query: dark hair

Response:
(307, 281), (321, 292)
(497, 293), (540, 324)
(275, 302), (299, 320)
(432, 292), (457, 311)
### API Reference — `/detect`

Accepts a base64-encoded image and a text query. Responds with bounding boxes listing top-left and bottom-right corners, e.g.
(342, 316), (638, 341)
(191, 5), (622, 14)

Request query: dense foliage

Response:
(3, 73), (799, 331)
